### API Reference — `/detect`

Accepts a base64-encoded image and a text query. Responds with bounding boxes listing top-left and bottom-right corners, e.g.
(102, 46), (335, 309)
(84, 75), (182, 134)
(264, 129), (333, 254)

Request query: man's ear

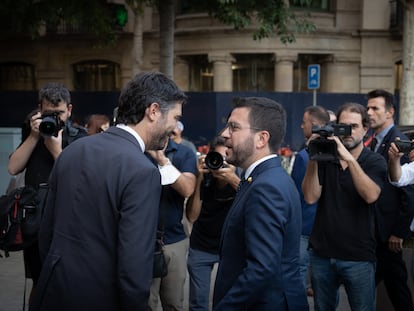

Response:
(146, 102), (160, 121)
(256, 131), (270, 149)
(67, 104), (73, 117)
(386, 107), (395, 119)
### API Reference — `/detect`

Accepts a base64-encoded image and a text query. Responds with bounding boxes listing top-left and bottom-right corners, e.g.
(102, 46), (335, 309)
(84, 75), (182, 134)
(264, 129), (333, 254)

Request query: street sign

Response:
(308, 64), (320, 90)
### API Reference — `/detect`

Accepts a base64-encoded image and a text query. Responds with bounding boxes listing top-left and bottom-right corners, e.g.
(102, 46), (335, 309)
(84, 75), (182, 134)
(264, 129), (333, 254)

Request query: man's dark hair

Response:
(337, 102), (370, 128)
(367, 89), (395, 111)
(209, 136), (226, 151)
(232, 97), (286, 153)
(39, 82), (71, 107)
(304, 105), (330, 125)
(116, 72), (187, 125)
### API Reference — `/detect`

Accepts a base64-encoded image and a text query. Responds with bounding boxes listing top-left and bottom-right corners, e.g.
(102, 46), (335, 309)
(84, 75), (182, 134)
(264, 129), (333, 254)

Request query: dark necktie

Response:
(370, 137), (378, 151)
(237, 172), (246, 192)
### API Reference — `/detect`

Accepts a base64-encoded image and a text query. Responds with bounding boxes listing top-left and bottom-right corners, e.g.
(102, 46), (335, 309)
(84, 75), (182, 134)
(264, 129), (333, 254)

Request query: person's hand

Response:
(388, 138), (404, 163)
(210, 163), (235, 181)
(330, 136), (353, 162)
(388, 235), (404, 253)
(30, 112), (42, 138)
(196, 154), (209, 179)
(43, 129), (63, 159)
(146, 141), (169, 166)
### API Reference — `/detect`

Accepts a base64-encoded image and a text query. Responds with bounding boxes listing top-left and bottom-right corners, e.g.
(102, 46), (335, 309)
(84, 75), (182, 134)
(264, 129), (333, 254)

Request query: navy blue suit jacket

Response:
(31, 127), (162, 311)
(213, 156), (309, 311)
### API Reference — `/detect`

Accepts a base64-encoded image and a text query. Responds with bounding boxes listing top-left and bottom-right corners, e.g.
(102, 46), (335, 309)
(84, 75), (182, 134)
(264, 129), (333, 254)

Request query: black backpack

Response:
(0, 185), (44, 256)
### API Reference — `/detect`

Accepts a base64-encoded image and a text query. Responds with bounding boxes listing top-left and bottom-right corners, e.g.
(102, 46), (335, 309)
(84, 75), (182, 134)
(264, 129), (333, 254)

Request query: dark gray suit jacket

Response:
(30, 127), (162, 311)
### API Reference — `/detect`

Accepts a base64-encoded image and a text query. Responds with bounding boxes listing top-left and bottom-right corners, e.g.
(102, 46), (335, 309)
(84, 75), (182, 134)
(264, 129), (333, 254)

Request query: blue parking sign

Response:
(308, 64), (320, 89)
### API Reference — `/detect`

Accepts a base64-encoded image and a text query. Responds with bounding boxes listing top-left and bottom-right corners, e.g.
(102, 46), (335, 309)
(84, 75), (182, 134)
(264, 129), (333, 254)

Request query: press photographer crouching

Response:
(307, 123), (352, 161)
(186, 136), (240, 310)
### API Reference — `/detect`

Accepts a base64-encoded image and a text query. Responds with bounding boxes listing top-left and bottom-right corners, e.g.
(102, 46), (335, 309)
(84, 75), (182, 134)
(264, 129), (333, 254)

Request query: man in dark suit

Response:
(213, 97), (308, 311)
(30, 72), (188, 311)
(365, 89), (414, 311)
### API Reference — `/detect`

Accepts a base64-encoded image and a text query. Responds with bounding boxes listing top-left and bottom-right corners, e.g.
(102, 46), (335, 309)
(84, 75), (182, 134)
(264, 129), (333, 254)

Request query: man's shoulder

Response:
(385, 125), (408, 141)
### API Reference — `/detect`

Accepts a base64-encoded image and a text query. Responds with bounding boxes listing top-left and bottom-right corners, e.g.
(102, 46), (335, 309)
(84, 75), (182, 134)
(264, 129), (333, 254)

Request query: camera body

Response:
(39, 112), (64, 137)
(307, 124), (352, 161)
(204, 151), (225, 170)
(395, 139), (414, 154)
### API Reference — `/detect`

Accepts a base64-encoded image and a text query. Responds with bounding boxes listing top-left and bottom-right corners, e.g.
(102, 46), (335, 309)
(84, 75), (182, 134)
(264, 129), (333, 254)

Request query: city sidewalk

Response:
(0, 251), (351, 311)
(0, 252), (31, 311)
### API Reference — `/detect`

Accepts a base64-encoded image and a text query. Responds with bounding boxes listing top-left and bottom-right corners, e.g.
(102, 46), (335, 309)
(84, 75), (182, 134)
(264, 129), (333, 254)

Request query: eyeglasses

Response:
(224, 122), (261, 134)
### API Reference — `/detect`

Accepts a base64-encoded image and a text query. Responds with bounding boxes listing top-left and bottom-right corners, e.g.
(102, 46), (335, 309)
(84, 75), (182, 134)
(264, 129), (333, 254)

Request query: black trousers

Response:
(376, 242), (414, 311)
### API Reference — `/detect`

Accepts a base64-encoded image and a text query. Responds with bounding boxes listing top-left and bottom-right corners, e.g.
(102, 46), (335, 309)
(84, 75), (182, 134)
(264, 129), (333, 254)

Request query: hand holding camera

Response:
(307, 124), (352, 161)
(39, 111), (64, 137)
(394, 139), (414, 154)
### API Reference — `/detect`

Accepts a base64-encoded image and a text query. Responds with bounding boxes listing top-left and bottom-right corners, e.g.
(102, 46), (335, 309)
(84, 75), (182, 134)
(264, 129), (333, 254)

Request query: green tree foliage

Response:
(0, 0), (121, 45)
(200, 0), (316, 43)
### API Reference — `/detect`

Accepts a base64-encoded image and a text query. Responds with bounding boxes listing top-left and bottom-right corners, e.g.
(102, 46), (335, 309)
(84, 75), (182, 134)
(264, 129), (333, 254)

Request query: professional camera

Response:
(307, 124), (352, 161)
(395, 139), (414, 154)
(204, 151), (225, 170)
(39, 112), (64, 137)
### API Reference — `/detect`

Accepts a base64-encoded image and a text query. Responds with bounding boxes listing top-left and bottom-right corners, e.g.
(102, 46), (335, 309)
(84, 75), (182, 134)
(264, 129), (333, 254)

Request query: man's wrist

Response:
(158, 160), (181, 185)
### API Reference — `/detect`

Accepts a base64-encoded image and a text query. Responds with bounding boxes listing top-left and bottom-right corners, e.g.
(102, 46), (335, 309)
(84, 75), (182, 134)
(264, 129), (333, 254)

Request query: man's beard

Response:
(147, 130), (170, 151)
(227, 136), (255, 168)
(343, 137), (363, 151)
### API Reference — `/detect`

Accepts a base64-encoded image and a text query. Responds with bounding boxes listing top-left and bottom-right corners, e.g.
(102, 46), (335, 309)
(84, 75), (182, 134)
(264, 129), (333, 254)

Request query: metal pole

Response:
(313, 89), (317, 106)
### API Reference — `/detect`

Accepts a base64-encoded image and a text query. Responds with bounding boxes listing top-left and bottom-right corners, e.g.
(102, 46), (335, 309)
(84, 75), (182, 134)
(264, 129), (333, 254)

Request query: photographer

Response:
(302, 102), (387, 310)
(186, 136), (240, 311)
(7, 82), (87, 300)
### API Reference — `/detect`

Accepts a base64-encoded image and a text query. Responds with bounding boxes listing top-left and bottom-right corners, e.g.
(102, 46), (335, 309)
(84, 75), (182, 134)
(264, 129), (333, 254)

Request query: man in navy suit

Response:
(213, 97), (308, 311)
(30, 72), (188, 311)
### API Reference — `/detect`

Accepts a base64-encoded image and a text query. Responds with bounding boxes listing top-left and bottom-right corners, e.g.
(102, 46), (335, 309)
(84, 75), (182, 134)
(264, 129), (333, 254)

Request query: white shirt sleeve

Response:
(158, 159), (181, 186)
(390, 162), (414, 187)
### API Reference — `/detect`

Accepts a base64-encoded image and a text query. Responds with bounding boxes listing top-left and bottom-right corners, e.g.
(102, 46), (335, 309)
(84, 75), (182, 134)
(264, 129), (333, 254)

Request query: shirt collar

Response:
(244, 154), (278, 178)
(375, 124), (394, 146)
(116, 124), (145, 152)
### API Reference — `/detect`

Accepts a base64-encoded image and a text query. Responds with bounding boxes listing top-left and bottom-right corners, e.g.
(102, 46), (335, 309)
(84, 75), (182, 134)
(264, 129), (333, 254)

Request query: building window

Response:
(0, 62), (36, 91)
(289, 0), (330, 11)
(188, 55), (213, 92)
(73, 60), (121, 91)
(233, 54), (274, 92)
(395, 60), (402, 95)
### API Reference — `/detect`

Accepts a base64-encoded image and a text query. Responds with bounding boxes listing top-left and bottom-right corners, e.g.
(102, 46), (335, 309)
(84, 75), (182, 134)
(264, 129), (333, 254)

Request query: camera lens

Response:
(39, 116), (58, 136)
(205, 151), (224, 170)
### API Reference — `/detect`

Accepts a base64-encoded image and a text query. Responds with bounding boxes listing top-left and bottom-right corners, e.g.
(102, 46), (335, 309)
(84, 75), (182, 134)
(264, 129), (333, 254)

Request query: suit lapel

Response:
(219, 157), (282, 254)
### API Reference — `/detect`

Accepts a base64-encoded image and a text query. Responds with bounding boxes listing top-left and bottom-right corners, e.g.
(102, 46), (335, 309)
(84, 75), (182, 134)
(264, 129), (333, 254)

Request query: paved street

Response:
(0, 251), (351, 311)
(3, 249), (413, 311)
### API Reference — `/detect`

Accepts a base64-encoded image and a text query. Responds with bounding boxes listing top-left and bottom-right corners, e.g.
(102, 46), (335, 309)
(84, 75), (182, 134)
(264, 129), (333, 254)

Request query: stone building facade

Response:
(0, 0), (403, 94)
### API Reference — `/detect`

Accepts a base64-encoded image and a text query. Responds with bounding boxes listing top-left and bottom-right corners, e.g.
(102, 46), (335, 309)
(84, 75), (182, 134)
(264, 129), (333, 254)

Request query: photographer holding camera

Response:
(186, 136), (240, 311)
(302, 102), (387, 310)
(7, 82), (87, 300)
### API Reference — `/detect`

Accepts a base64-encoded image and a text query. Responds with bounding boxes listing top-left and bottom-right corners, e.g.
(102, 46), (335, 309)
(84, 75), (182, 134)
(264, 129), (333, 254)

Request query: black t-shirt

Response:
(190, 175), (235, 254)
(309, 147), (387, 262)
(24, 121), (88, 188)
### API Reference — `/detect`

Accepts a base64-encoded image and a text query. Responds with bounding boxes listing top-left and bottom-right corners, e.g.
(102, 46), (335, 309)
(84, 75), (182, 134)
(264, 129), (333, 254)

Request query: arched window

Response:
(0, 62), (36, 90)
(73, 60), (121, 91)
